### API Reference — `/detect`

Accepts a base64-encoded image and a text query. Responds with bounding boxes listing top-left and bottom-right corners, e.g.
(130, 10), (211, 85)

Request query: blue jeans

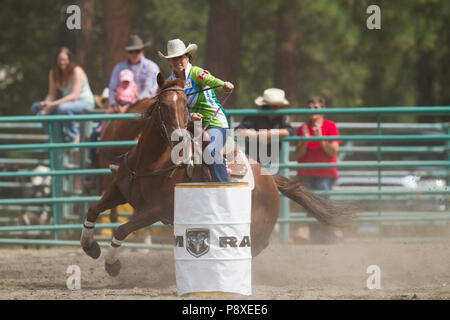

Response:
(297, 176), (338, 244)
(298, 176), (335, 199)
(204, 127), (229, 182)
(31, 100), (93, 141)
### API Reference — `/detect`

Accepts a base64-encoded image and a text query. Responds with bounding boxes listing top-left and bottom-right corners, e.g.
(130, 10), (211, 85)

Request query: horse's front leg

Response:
(104, 210), (161, 277)
(81, 183), (126, 259)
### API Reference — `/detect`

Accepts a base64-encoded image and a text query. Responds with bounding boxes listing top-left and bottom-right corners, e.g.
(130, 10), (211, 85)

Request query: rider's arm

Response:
(190, 66), (225, 91)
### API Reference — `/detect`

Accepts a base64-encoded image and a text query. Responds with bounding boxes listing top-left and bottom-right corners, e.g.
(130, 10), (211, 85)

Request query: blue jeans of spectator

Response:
(298, 176), (335, 199)
(31, 100), (92, 141)
(297, 176), (338, 244)
(204, 127), (229, 182)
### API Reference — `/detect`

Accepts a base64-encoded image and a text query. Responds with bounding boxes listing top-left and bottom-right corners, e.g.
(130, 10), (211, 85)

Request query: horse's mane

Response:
(127, 98), (154, 113)
(159, 78), (185, 91)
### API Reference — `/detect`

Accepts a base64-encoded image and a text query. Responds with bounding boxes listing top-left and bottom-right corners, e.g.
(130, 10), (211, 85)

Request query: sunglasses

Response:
(127, 50), (142, 55)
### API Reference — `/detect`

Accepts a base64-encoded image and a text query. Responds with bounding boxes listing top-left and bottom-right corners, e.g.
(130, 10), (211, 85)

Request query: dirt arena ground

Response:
(0, 239), (449, 300)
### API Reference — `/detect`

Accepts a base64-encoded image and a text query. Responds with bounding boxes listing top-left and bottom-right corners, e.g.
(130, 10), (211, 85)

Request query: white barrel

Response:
(174, 182), (252, 296)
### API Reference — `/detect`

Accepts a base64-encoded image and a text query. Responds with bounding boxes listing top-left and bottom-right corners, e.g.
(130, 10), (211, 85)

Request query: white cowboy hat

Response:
(158, 39), (198, 59)
(95, 88), (109, 108)
(101, 88), (109, 99)
(254, 88), (290, 106)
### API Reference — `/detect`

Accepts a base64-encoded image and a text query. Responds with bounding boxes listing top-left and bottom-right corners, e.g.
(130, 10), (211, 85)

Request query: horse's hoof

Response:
(105, 260), (121, 277)
(82, 241), (101, 259)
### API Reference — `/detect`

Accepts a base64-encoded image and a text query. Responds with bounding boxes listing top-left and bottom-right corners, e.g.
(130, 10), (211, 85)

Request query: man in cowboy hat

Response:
(235, 88), (294, 164)
(108, 34), (160, 109)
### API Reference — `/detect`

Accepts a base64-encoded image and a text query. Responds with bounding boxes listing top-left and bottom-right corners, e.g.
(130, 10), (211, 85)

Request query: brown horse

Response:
(80, 73), (353, 276)
(96, 99), (153, 222)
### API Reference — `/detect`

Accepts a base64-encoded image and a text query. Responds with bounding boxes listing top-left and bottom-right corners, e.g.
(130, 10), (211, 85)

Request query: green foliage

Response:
(131, 0), (210, 77)
(0, 0), (448, 118)
(0, 0), (61, 115)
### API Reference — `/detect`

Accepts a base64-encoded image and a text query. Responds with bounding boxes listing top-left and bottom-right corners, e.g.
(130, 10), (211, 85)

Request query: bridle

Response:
(141, 86), (187, 147)
(123, 86), (188, 185)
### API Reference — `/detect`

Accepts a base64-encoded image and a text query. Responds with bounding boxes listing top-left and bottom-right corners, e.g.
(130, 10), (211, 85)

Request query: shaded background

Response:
(0, 0), (449, 122)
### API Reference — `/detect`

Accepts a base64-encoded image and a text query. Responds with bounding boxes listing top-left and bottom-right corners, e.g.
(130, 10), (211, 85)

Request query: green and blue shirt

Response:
(169, 63), (229, 128)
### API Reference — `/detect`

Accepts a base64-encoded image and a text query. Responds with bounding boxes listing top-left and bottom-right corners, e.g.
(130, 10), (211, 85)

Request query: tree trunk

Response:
(78, 0), (95, 71)
(416, 50), (434, 122)
(102, 0), (133, 85)
(59, 0), (95, 70)
(204, 0), (242, 108)
(274, 1), (300, 107)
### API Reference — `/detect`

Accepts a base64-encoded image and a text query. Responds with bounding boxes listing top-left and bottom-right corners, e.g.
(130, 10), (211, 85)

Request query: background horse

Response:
(80, 73), (353, 277)
(95, 99), (153, 222)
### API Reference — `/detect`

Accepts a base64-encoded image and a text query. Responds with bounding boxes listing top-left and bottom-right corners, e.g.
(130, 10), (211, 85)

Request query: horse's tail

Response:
(273, 174), (355, 228)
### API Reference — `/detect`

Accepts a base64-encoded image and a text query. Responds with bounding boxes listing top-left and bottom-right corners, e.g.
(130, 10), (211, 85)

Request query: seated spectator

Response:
(108, 34), (159, 110)
(235, 88), (294, 167)
(114, 69), (138, 113)
(294, 96), (343, 244)
(31, 47), (95, 142)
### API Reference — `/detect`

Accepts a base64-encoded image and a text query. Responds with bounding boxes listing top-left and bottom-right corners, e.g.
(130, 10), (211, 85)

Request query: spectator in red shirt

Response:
(294, 96), (343, 244)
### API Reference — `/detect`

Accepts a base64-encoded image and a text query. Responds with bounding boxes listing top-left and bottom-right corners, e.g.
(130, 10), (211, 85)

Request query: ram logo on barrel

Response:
(186, 228), (210, 257)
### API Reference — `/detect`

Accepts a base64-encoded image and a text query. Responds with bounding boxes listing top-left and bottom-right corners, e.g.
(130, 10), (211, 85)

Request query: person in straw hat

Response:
(235, 88), (294, 164)
(108, 34), (160, 108)
(159, 38), (234, 182)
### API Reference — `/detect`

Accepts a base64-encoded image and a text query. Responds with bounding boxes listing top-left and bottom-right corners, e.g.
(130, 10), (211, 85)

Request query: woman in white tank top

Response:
(31, 47), (95, 142)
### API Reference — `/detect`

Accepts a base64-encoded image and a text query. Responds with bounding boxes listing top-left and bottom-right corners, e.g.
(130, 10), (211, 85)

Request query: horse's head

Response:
(152, 73), (189, 142)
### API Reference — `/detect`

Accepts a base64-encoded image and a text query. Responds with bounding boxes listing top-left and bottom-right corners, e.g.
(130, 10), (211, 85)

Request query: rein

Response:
(123, 151), (181, 188)
(186, 84), (223, 96)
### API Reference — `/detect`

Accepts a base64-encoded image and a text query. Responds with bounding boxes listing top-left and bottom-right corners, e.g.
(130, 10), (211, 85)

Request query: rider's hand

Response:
(222, 82), (234, 92)
(191, 113), (203, 121)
